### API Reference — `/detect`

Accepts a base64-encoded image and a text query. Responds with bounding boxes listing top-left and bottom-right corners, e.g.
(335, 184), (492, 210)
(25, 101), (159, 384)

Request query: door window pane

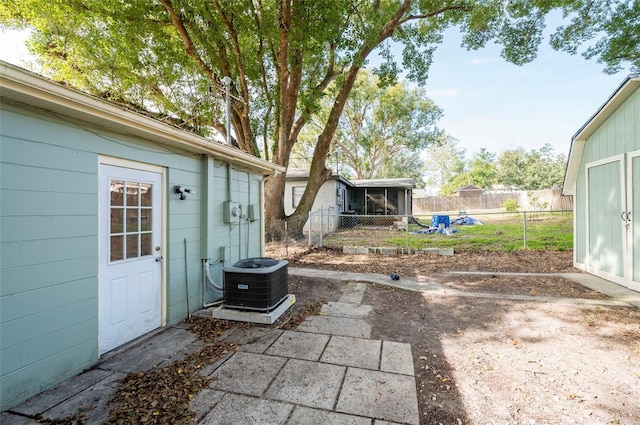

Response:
(126, 208), (139, 232)
(111, 235), (124, 261)
(126, 181), (139, 206)
(141, 233), (152, 256)
(126, 234), (139, 259)
(111, 208), (124, 233)
(109, 178), (154, 262)
(140, 208), (152, 231)
(140, 183), (152, 206)
(110, 180), (124, 206)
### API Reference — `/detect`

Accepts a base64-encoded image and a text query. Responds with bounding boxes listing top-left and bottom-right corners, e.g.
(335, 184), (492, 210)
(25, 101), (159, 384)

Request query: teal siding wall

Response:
(1, 108), (101, 409)
(197, 160), (264, 309)
(574, 88), (640, 268)
(1, 104), (266, 410)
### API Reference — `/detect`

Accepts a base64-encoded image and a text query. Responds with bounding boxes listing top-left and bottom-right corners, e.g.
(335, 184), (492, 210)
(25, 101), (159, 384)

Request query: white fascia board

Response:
(0, 61), (284, 176)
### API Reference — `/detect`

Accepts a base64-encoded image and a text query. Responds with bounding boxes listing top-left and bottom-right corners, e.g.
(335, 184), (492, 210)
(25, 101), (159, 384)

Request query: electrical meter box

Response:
(223, 201), (241, 223)
(246, 204), (257, 221)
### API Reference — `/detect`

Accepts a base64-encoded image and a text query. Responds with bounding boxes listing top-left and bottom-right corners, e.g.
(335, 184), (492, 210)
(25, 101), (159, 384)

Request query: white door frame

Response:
(626, 150), (640, 291)
(98, 156), (167, 354)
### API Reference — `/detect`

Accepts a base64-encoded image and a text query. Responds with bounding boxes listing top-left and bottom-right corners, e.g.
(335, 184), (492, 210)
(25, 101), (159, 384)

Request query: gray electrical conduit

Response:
(202, 258), (224, 308)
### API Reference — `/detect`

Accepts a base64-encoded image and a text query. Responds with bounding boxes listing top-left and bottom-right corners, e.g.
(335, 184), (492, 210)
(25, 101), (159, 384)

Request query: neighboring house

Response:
(283, 170), (414, 232)
(284, 169), (351, 216)
(349, 178), (414, 216)
(0, 62), (284, 410)
(563, 74), (639, 293)
(453, 184), (483, 197)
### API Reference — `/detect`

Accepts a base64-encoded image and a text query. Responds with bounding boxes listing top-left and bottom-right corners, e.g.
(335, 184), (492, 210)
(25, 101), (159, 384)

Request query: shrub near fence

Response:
(308, 209), (573, 252)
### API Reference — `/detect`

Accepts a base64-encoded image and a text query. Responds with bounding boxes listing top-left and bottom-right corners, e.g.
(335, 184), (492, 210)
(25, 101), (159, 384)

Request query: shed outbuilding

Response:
(563, 74), (640, 293)
(0, 62), (283, 410)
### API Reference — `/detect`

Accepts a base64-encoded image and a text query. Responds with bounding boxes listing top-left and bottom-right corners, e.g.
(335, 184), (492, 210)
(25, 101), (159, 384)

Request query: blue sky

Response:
(1, 21), (628, 159)
(415, 24), (625, 158)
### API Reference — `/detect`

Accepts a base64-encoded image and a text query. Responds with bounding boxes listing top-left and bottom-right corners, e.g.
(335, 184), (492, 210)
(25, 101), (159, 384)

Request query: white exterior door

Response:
(586, 156), (626, 282)
(627, 151), (640, 291)
(586, 153), (640, 292)
(99, 164), (163, 354)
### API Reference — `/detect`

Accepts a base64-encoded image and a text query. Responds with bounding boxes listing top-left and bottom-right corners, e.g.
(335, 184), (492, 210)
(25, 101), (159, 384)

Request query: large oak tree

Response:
(2, 0), (635, 235)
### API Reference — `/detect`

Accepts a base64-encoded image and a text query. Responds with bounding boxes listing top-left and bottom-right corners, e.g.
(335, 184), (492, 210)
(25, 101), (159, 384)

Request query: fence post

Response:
(405, 215), (409, 254)
(320, 207), (324, 247)
(308, 211), (311, 247)
(523, 211), (527, 249)
(284, 220), (288, 258)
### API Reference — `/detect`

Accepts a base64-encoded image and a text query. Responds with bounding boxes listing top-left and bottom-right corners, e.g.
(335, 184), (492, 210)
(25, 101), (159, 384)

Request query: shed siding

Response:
(574, 89), (640, 269)
(1, 103), (266, 409)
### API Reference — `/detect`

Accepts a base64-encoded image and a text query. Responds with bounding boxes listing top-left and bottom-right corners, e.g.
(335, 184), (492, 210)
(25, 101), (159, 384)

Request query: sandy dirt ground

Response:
(277, 247), (640, 425)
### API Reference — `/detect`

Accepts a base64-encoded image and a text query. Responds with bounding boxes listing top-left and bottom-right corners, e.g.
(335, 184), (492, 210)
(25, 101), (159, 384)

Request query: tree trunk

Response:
(264, 172), (287, 240)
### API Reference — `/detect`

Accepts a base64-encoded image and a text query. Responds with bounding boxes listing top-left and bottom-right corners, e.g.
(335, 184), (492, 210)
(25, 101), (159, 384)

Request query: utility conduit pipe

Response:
(202, 258), (224, 308)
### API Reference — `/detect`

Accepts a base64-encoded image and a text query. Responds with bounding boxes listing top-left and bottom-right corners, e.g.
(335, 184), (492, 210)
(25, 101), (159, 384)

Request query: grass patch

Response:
(324, 212), (573, 252)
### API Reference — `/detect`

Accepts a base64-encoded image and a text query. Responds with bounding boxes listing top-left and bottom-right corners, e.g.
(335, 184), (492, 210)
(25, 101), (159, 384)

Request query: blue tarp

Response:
(431, 215), (450, 228)
(412, 227), (458, 235)
(451, 216), (483, 225)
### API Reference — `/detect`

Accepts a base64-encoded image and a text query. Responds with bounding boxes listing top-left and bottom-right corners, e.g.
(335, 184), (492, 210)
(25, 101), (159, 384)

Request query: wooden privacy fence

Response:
(413, 189), (573, 214)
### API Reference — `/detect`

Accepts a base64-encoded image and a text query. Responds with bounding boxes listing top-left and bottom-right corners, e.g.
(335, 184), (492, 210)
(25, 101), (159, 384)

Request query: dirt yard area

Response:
(279, 247), (640, 425)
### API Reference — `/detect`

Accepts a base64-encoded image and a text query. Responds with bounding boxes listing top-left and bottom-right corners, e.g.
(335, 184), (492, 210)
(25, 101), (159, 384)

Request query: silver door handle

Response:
(155, 256), (164, 262)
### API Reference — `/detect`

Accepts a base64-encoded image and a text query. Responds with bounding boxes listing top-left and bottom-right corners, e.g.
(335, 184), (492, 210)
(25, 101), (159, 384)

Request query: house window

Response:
(337, 187), (346, 211)
(292, 186), (305, 208)
(110, 180), (153, 261)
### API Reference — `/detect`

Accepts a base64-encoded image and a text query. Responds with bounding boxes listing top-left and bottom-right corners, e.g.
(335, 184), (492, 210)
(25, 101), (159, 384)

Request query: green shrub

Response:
(503, 198), (520, 212)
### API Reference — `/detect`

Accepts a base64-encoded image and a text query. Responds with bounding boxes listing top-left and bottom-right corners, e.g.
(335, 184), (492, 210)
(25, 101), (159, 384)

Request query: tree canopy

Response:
(439, 148), (497, 195)
(295, 70), (441, 182)
(430, 142), (567, 195)
(1, 0), (635, 233)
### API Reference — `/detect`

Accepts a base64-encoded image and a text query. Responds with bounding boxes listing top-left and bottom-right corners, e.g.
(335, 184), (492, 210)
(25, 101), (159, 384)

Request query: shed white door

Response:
(627, 151), (640, 291)
(586, 153), (640, 291)
(586, 157), (625, 281)
(99, 164), (163, 354)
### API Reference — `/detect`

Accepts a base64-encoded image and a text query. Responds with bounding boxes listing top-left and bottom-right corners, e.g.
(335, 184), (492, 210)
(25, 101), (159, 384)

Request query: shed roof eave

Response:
(564, 74), (640, 196)
(0, 61), (284, 176)
(562, 139), (584, 196)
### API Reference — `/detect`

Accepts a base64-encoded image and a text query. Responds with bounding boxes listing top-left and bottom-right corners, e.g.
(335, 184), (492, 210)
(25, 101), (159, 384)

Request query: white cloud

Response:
(470, 57), (490, 65)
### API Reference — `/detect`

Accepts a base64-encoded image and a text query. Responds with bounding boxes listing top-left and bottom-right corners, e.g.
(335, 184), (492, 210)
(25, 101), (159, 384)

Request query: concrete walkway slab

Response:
(199, 393), (292, 425)
(336, 368), (419, 425)
(297, 316), (372, 339)
(339, 282), (368, 304)
(220, 327), (282, 354)
(38, 372), (124, 424)
(189, 389), (225, 422)
(381, 341), (415, 376)
(0, 412), (38, 425)
(99, 326), (203, 373)
(289, 267), (442, 292)
(265, 330), (330, 361)
(265, 359), (346, 410)
(9, 369), (113, 417)
(321, 336), (381, 370)
(321, 302), (373, 318)
(287, 406), (371, 425)
(560, 272), (640, 308)
(209, 352), (286, 397)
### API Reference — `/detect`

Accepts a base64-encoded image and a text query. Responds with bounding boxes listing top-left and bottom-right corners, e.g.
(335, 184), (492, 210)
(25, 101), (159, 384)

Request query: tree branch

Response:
(158, 0), (218, 85)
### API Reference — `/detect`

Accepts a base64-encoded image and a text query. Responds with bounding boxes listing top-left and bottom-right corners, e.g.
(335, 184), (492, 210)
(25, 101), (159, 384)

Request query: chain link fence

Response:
(306, 209), (573, 252)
